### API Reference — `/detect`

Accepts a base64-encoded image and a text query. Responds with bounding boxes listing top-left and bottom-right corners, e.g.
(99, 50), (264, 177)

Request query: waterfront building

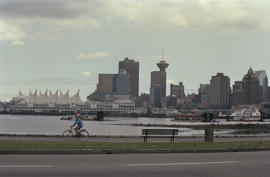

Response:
(168, 82), (185, 108)
(255, 70), (268, 101)
(150, 85), (163, 108)
(151, 60), (169, 97)
(88, 74), (116, 101)
(119, 57), (139, 98)
(198, 84), (210, 108)
(233, 81), (243, 91)
(170, 82), (185, 99)
(150, 60), (169, 108)
(16, 90), (83, 106)
(113, 69), (129, 95)
(232, 81), (247, 106)
(242, 68), (260, 104)
(97, 74), (116, 93)
(88, 70), (131, 101)
(208, 73), (231, 108)
(232, 67), (260, 105)
(135, 93), (150, 108)
(9, 90), (144, 115)
(167, 96), (177, 108)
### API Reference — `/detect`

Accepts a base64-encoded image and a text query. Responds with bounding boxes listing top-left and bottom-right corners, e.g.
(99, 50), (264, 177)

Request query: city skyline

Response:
(1, 0), (270, 101)
(3, 61), (269, 102)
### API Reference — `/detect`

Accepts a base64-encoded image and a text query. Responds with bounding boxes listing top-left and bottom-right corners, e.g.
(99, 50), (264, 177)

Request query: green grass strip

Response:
(1, 141), (270, 150)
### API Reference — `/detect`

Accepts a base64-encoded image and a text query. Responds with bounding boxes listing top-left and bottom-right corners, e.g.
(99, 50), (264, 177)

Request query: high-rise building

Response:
(151, 60), (169, 97)
(151, 71), (166, 97)
(113, 69), (129, 95)
(88, 74), (116, 101)
(198, 84), (210, 106)
(255, 70), (268, 101)
(96, 74), (116, 94)
(208, 73), (231, 108)
(119, 57), (139, 98)
(150, 60), (169, 108)
(150, 85), (162, 108)
(242, 68), (260, 104)
(170, 82), (185, 99)
(135, 93), (150, 108)
(232, 81), (247, 106)
(232, 67), (260, 105)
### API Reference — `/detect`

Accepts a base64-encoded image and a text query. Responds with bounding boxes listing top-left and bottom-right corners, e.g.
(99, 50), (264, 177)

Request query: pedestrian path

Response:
(1, 135), (270, 143)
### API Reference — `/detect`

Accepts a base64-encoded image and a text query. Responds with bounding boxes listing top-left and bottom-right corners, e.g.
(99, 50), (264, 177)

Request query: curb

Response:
(1, 134), (270, 138)
(1, 147), (270, 154)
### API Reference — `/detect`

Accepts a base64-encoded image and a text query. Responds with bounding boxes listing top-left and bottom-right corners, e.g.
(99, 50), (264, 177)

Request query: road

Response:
(0, 151), (270, 177)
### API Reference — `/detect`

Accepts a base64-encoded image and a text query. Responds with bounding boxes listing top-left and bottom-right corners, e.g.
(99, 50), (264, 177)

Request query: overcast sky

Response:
(1, 0), (270, 101)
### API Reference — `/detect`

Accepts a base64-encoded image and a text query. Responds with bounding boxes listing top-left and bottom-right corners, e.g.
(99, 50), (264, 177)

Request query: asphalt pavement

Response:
(0, 151), (270, 177)
(1, 135), (270, 142)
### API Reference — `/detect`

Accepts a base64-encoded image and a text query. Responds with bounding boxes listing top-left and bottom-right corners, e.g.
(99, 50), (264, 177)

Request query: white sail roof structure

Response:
(69, 90), (83, 104)
(15, 89), (83, 105)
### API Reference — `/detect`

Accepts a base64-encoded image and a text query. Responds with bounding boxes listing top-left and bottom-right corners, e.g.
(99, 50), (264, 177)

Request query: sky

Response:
(0, 0), (270, 101)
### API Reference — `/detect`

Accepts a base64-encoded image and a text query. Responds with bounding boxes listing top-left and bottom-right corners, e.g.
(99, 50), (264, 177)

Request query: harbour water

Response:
(0, 114), (258, 136)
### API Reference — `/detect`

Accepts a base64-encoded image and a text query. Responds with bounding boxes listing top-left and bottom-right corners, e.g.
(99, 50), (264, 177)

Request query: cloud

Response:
(0, 0), (99, 19)
(1, 0), (270, 30)
(167, 80), (175, 84)
(1, 77), (90, 86)
(10, 40), (24, 46)
(76, 51), (113, 59)
(0, 20), (26, 41)
(100, 0), (270, 30)
(81, 72), (91, 77)
(1, 0), (270, 41)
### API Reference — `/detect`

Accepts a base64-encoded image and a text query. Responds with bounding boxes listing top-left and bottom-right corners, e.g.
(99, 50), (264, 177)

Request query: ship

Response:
(229, 105), (261, 121)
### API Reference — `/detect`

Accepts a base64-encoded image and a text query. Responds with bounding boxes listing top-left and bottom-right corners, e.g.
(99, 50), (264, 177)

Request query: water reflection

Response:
(0, 115), (233, 136)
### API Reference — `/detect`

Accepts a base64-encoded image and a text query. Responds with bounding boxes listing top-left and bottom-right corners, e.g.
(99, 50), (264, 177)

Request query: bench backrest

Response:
(142, 129), (179, 136)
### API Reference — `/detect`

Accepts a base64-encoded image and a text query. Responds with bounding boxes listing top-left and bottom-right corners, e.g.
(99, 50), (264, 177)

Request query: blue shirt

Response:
(72, 118), (83, 127)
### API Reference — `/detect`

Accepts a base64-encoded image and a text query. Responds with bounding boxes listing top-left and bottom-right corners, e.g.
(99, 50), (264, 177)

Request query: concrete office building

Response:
(97, 74), (116, 94)
(151, 60), (169, 97)
(88, 74), (116, 101)
(198, 84), (210, 107)
(208, 73), (231, 108)
(169, 82), (185, 107)
(232, 67), (260, 105)
(119, 57), (139, 98)
(150, 85), (162, 108)
(150, 60), (169, 108)
(170, 82), (185, 99)
(242, 68), (260, 104)
(113, 69), (129, 95)
(255, 70), (268, 101)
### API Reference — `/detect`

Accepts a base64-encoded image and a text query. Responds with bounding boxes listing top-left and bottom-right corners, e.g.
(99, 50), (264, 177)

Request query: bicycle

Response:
(62, 127), (89, 137)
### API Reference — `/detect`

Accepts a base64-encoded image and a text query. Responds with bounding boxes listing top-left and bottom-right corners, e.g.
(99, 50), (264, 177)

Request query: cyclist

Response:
(70, 110), (83, 137)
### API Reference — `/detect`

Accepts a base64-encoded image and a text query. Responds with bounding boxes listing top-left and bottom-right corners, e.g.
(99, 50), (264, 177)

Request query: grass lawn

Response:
(1, 141), (270, 150)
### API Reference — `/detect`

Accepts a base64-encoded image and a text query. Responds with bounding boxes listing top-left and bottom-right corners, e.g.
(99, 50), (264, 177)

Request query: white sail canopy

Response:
(16, 90), (83, 105)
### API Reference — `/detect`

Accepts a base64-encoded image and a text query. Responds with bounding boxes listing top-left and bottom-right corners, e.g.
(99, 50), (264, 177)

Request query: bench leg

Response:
(144, 136), (147, 143)
(170, 136), (175, 143)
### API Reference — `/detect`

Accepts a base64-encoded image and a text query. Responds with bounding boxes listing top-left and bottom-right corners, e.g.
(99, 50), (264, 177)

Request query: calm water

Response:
(0, 114), (235, 136)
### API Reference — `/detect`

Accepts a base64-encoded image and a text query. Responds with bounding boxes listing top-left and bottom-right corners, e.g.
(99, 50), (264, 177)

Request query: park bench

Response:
(142, 129), (179, 143)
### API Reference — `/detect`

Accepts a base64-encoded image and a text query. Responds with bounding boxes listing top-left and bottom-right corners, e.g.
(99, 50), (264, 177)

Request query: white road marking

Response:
(0, 165), (54, 168)
(127, 161), (240, 167)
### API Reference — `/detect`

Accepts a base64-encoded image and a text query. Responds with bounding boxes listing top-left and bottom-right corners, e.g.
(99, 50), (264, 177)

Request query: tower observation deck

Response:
(157, 60), (169, 72)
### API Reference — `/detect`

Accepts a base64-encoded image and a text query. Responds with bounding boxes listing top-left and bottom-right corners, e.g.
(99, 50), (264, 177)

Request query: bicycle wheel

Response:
(62, 130), (73, 137)
(80, 129), (89, 137)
